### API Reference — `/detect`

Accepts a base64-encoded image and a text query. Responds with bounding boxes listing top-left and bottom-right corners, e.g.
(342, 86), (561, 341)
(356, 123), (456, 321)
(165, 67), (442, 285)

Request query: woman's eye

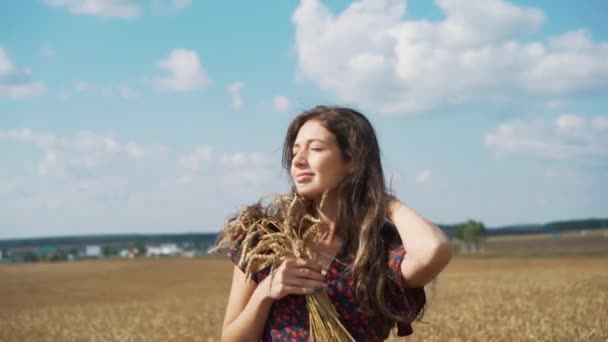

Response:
(310, 147), (323, 151)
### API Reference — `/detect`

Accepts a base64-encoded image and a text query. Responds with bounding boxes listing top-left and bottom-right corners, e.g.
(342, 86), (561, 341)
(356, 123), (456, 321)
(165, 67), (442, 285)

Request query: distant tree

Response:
(133, 241), (147, 256)
(455, 219), (487, 253)
(50, 251), (68, 262)
(23, 251), (40, 263)
(102, 245), (118, 257)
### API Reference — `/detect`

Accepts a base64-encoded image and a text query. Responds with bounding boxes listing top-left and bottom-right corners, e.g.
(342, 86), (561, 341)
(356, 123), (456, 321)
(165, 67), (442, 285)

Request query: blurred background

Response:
(1, 0), (607, 341)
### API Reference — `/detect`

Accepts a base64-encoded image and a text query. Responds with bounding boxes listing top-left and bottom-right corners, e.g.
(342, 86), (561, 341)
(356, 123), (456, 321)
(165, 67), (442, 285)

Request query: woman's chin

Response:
(294, 188), (325, 202)
(294, 186), (315, 197)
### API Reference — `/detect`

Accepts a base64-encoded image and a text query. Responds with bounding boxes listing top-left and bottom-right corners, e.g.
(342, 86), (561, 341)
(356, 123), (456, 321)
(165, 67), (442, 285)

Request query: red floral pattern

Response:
(227, 240), (426, 341)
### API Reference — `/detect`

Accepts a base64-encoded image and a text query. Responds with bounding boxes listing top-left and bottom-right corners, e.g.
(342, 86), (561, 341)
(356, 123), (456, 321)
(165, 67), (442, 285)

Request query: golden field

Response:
(1, 256), (607, 342)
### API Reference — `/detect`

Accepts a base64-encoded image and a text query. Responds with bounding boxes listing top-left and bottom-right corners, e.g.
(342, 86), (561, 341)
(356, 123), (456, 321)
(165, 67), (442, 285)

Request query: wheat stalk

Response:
(234, 191), (355, 342)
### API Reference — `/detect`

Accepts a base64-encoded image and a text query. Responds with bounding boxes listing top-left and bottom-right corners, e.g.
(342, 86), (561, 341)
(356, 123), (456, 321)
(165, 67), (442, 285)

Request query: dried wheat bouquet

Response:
(215, 192), (355, 342)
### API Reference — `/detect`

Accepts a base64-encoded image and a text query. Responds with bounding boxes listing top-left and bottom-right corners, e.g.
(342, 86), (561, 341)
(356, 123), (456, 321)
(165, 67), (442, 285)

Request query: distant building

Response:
(85, 245), (102, 258)
(146, 243), (181, 256)
(119, 249), (136, 258)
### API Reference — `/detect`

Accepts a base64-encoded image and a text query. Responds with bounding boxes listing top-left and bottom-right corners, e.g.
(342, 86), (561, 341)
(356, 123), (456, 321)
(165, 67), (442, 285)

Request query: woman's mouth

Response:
(295, 173), (314, 182)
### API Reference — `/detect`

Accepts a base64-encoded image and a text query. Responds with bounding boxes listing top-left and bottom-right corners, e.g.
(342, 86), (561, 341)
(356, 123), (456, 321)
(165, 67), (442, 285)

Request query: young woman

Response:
(217, 105), (452, 341)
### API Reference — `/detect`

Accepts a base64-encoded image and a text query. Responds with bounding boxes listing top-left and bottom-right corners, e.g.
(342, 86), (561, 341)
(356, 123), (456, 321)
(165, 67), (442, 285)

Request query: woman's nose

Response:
(293, 150), (308, 167)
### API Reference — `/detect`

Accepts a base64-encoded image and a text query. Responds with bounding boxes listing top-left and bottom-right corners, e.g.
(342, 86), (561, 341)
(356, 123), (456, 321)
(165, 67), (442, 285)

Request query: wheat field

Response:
(1, 256), (606, 342)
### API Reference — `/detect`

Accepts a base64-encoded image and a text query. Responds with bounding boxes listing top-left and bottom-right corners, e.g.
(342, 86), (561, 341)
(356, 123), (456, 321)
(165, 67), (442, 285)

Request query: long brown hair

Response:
(282, 105), (425, 326)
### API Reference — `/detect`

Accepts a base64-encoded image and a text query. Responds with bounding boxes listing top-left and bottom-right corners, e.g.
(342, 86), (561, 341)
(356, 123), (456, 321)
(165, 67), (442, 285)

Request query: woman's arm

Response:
(221, 266), (273, 342)
(387, 200), (452, 288)
(221, 259), (325, 341)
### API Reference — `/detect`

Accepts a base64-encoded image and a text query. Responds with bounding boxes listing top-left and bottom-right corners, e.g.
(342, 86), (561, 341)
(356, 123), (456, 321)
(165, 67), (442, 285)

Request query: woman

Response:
(217, 105), (452, 341)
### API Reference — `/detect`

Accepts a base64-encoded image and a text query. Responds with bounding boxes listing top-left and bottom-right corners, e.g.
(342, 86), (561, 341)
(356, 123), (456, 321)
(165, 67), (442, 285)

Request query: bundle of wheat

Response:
(229, 192), (355, 342)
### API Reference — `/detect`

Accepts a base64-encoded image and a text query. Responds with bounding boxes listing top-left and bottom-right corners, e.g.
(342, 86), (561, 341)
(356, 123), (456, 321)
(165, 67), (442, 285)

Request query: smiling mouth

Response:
(295, 174), (313, 182)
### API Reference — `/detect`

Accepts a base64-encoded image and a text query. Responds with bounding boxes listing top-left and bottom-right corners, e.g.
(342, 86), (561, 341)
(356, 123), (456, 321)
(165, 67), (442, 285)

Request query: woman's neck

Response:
(314, 193), (339, 243)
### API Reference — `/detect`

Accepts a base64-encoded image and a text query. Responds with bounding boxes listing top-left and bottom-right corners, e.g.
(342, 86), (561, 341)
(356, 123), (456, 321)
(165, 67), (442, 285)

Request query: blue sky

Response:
(1, 0), (607, 239)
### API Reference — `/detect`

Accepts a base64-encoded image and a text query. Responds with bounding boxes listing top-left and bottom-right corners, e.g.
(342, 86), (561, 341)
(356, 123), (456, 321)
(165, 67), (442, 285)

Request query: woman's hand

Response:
(385, 194), (400, 222)
(386, 195), (452, 287)
(261, 258), (325, 300)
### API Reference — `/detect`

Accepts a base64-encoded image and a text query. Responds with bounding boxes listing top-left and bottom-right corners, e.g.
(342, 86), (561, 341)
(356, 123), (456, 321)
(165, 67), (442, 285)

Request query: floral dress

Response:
(227, 238), (426, 342)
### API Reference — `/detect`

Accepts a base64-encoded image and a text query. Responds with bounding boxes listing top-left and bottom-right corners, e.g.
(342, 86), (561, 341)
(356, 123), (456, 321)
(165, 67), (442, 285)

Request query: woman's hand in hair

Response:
(260, 259), (325, 300)
(385, 194), (400, 222)
(388, 200), (452, 287)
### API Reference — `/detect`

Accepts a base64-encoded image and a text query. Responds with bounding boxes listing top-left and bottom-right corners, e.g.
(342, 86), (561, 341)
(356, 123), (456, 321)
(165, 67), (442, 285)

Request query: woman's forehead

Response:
(294, 120), (335, 143)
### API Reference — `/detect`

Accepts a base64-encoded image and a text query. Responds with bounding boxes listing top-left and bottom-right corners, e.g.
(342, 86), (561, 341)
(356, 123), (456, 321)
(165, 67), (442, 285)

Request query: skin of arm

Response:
(221, 259), (324, 341)
(388, 200), (453, 288)
(221, 266), (274, 342)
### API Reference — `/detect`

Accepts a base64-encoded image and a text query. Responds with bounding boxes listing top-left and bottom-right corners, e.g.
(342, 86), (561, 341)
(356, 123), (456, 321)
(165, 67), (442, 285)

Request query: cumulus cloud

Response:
(63, 79), (137, 99)
(179, 145), (213, 171)
(221, 169), (273, 186)
(292, 0), (608, 115)
(220, 152), (271, 168)
(41, 44), (57, 57)
(43, 0), (141, 19)
(228, 81), (243, 109)
(177, 148), (275, 186)
(0, 48), (46, 100)
(273, 95), (290, 113)
(0, 129), (168, 175)
(485, 114), (608, 160)
(415, 169), (432, 185)
(170, 0), (191, 11)
(0, 128), (279, 238)
(153, 49), (208, 92)
(43, 0), (191, 19)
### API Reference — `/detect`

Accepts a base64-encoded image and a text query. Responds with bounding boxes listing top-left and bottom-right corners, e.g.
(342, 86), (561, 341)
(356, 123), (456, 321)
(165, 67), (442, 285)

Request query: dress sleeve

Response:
(226, 233), (270, 284)
(387, 243), (427, 336)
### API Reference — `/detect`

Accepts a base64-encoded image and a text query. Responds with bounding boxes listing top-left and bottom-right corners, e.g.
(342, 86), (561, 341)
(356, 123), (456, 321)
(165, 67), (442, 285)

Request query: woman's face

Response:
(290, 119), (349, 201)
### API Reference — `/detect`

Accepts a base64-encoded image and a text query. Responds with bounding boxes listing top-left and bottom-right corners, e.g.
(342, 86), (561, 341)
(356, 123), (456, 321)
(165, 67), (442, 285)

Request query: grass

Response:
(1, 256), (607, 341)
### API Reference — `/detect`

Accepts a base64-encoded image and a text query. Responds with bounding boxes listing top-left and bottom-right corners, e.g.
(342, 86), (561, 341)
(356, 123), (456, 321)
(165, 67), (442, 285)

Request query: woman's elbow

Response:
(401, 240), (452, 287)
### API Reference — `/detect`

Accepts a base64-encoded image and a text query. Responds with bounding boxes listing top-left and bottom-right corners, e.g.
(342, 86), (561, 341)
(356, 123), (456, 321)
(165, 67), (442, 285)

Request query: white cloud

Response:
(0, 48), (46, 100)
(228, 81), (243, 109)
(38, 150), (67, 178)
(0, 128), (62, 148)
(153, 49), (208, 92)
(0, 128), (168, 168)
(117, 85), (137, 99)
(221, 169), (272, 186)
(44, 0), (191, 19)
(0, 129), (281, 238)
(150, 0), (192, 15)
(292, 0), (608, 115)
(179, 145), (213, 171)
(0, 48), (16, 75)
(125, 142), (167, 159)
(273, 95), (290, 113)
(415, 169), (432, 185)
(220, 152), (270, 168)
(555, 114), (585, 136)
(43, 0), (140, 19)
(172, 0), (191, 10)
(219, 152), (273, 186)
(177, 149), (274, 186)
(592, 116), (608, 130)
(68, 79), (137, 99)
(41, 44), (57, 57)
(485, 114), (608, 160)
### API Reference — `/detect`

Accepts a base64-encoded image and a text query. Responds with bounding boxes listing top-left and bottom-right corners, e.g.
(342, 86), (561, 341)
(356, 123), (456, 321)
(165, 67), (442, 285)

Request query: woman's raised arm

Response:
(388, 200), (452, 288)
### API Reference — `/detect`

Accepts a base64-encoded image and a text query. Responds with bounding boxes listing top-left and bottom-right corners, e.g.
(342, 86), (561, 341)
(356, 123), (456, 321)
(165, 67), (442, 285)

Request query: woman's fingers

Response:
(282, 285), (318, 295)
(266, 261), (326, 299)
(283, 277), (324, 289)
(294, 258), (323, 273)
(284, 259), (325, 281)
